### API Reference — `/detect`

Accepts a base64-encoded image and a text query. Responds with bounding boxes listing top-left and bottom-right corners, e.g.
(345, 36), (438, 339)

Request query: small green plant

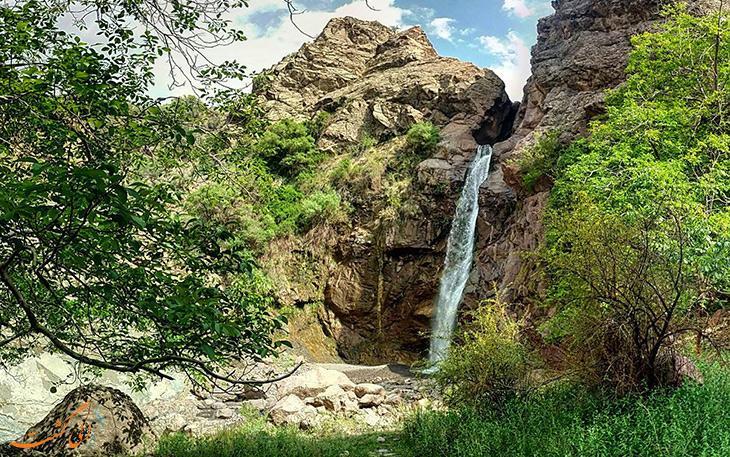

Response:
(406, 121), (440, 154)
(513, 129), (565, 193)
(300, 188), (348, 226)
(255, 119), (325, 177)
(434, 297), (532, 410)
(329, 157), (357, 185)
(305, 111), (332, 140)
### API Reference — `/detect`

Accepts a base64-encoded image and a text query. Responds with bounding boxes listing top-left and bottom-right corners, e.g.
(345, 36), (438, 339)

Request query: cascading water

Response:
(428, 144), (493, 364)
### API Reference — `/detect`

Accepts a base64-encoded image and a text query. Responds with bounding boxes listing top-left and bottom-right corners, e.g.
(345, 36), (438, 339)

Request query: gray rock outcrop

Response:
(256, 17), (516, 155)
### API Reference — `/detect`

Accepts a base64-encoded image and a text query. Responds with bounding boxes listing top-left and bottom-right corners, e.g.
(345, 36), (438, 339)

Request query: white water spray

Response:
(428, 144), (493, 363)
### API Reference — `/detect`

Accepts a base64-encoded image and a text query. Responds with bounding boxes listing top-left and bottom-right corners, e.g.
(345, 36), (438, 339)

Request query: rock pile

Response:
(266, 366), (434, 429)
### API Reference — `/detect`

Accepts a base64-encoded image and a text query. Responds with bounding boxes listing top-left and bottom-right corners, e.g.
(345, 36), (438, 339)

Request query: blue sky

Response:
(151, 0), (554, 101)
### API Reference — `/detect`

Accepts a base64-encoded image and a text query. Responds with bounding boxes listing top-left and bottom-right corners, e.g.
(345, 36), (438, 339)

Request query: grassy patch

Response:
(158, 423), (400, 457)
(402, 363), (730, 457)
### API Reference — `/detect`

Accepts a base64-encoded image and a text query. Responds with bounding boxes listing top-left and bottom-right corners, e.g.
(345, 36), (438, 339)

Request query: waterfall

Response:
(428, 144), (493, 363)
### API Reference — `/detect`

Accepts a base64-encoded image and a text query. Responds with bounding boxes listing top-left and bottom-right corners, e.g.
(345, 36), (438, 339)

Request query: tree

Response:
(543, 5), (730, 392)
(545, 203), (703, 392)
(0, 1), (293, 390)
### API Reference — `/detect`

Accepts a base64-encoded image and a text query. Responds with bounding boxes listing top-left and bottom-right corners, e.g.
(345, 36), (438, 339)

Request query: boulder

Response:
(269, 395), (319, 428)
(655, 351), (705, 387)
(314, 385), (347, 412)
(358, 394), (384, 408)
(9, 385), (154, 456)
(354, 383), (385, 398)
(273, 367), (354, 400)
(361, 409), (381, 427)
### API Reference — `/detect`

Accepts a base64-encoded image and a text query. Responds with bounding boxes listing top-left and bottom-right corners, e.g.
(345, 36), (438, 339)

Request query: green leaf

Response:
(130, 214), (146, 228)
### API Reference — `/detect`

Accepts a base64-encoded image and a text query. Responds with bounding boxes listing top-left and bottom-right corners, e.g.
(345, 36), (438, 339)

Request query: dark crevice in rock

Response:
(473, 98), (520, 146)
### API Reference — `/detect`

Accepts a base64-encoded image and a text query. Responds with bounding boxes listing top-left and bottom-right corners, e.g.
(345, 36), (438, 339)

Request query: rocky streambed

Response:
(0, 353), (437, 455)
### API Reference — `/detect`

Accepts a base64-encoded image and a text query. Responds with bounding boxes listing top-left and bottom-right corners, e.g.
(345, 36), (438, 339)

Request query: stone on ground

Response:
(11, 384), (154, 456)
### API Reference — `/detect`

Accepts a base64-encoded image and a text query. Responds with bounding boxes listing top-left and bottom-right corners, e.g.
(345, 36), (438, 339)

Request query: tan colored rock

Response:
(273, 367), (354, 400)
(358, 394), (384, 408)
(269, 395), (319, 429)
(256, 17), (515, 155)
(251, 17), (517, 364)
(342, 391), (360, 413)
(354, 383), (385, 398)
(361, 409), (381, 427)
(11, 385), (154, 456)
(315, 385), (347, 412)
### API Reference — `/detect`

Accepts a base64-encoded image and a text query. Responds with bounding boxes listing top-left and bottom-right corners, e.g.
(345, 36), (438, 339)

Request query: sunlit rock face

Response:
(253, 17), (516, 364)
(255, 17), (516, 156)
(252, 1), (721, 364)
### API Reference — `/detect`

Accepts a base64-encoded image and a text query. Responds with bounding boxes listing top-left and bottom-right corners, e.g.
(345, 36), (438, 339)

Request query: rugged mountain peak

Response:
(315, 16), (394, 48)
(366, 26), (438, 74)
(255, 17), (516, 156)
(253, 17), (393, 122)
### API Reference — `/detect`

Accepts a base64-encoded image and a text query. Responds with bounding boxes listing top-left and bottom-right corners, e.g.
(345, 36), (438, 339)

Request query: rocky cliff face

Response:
(255, 17), (516, 363)
(256, 17), (517, 156)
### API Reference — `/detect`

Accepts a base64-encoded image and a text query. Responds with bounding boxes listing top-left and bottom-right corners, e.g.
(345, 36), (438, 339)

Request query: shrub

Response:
(300, 188), (348, 226)
(266, 184), (304, 234)
(304, 111), (331, 140)
(434, 299), (532, 410)
(406, 121), (440, 154)
(512, 129), (569, 193)
(184, 182), (241, 224)
(255, 119), (325, 177)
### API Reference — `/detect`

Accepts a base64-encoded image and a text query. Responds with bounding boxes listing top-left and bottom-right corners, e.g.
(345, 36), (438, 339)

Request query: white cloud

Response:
(150, 0), (411, 97)
(429, 17), (455, 42)
(502, 0), (535, 18)
(478, 32), (531, 101)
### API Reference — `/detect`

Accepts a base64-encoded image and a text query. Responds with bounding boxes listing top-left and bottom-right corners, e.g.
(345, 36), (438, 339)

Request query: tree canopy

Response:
(541, 4), (730, 391)
(0, 0), (297, 390)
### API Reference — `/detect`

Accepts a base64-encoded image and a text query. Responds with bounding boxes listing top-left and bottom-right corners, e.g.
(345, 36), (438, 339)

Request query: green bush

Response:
(406, 121), (440, 153)
(300, 187), (348, 226)
(403, 363), (730, 457)
(304, 111), (331, 140)
(434, 300), (532, 410)
(184, 182), (241, 224)
(513, 129), (570, 193)
(255, 119), (325, 177)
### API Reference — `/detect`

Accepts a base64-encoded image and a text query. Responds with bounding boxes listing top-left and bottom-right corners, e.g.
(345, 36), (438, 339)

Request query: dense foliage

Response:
(405, 121), (441, 154)
(536, 5), (730, 391)
(434, 300), (532, 409)
(0, 0), (287, 388)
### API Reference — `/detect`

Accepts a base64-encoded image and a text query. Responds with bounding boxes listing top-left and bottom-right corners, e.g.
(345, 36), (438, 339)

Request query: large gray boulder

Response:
(8, 385), (154, 456)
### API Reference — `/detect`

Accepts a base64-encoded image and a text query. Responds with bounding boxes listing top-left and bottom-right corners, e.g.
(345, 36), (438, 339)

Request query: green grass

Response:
(157, 410), (403, 457)
(401, 363), (730, 457)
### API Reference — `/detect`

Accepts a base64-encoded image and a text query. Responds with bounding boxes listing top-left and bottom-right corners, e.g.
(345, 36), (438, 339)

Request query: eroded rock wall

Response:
(255, 1), (721, 364)
(255, 17), (516, 363)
